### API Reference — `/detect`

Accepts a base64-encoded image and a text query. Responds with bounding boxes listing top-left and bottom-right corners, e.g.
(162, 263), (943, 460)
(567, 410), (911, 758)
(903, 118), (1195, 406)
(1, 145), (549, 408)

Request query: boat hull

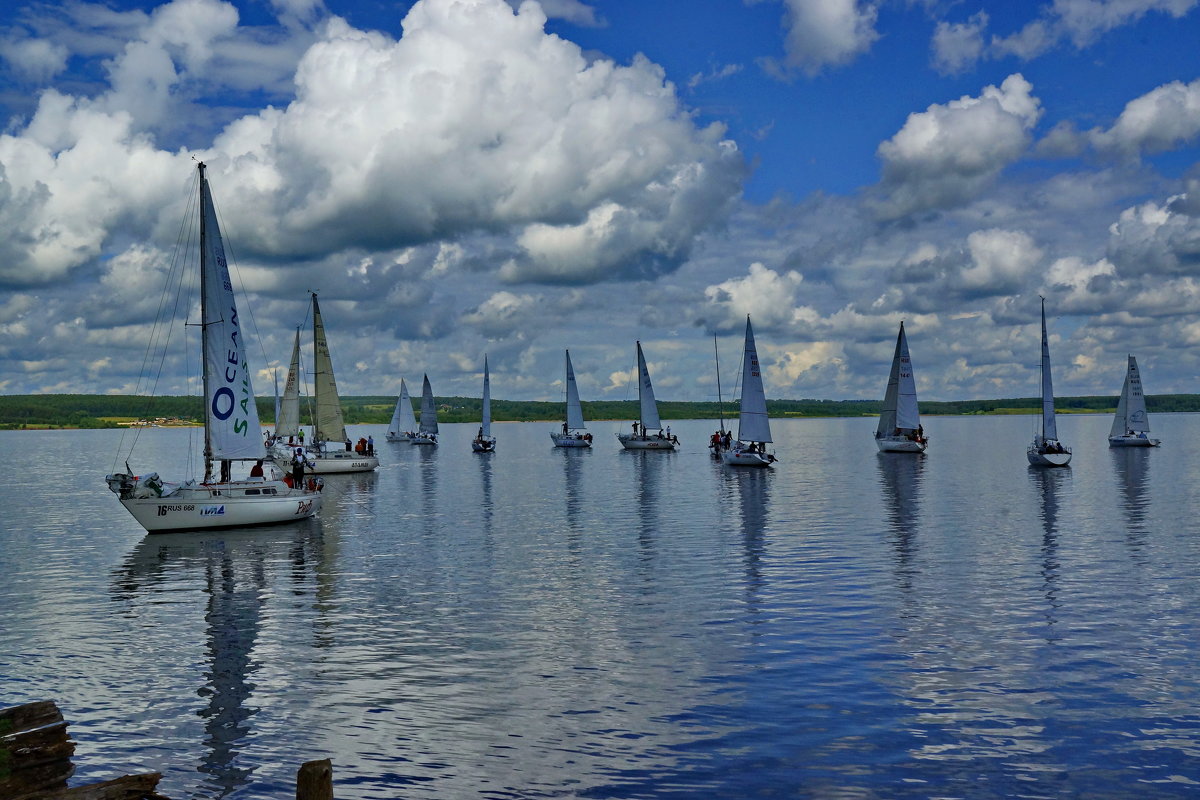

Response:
(1027, 447), (1072, 467)
(411, 434), (438, 446)
(1108, 435), (1160, 448)
(115, 480), (321, 533)
(721, 446), (775, 468)
(616, 434), (677, 451)
(472, 437), (496, 453)
(273, 446), (378, 473)
(876, 436), (926, 453)
(551, 431), (591, 448)
(385, 432), (413, 443)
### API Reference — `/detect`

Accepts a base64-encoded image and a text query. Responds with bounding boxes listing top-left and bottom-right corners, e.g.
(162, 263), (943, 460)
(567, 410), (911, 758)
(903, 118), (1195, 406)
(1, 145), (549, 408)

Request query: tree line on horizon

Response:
(3, 392), (1200, 430)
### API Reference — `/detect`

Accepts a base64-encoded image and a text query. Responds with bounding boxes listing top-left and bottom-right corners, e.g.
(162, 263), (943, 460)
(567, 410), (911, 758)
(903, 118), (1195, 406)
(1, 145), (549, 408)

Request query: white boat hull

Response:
(551, 431), (591, 448)
(472, 437), (496, 453)
(1108, 435), (1160, 448)
(617, 433), (677, 451)
(385, 432), (413, 443)
(1027, 447), (1072, 467)
(111, 478), (321, 533)
(721, 445), (775, 468)
(876, 436), (926, 453)
(411, 434), (438, 446)
(273, 445), (378, 473)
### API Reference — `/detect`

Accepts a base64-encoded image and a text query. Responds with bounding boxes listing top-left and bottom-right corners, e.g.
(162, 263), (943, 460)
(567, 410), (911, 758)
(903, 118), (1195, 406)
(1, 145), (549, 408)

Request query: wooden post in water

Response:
(296, 758), (333, 800)
(0, 700), (75, 797)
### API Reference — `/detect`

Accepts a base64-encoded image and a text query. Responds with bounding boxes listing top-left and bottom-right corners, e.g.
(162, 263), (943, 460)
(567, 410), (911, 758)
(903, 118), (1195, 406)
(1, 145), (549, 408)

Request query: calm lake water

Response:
(3, 414), (1200, 799)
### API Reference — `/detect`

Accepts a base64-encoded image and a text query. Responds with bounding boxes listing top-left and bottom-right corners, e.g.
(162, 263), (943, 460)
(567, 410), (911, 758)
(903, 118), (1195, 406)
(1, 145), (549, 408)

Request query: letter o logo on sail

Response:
(212, 387), (235, 420)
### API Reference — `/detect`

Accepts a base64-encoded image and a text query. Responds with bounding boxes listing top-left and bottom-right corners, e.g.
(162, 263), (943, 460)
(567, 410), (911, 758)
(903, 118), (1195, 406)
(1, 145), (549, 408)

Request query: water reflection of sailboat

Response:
(633, 453), (663, 567)
(1111, 447), (1151, 543)
(110, 526), (323, 797)
(730, 468), (770, 602)
(876, 454), (924, 590)
(1029, 467), (1068, 635)
(561, 448), (585, 535)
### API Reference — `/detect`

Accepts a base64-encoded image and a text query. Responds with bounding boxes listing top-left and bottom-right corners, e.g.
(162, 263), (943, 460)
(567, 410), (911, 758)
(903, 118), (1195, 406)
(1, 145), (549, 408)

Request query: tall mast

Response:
(714, 334), (725, 433)
(198, 162), (213, 480)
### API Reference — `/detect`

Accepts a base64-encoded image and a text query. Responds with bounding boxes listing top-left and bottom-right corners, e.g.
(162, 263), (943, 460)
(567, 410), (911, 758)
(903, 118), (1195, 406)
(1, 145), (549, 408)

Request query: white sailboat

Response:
(1028, 297), (1072, 467)
(273, 327), (302, 446)
(105, 162), (322, 532)
(875, 321), (927, 453)
(274, 294), (380, 473)
(1109, 355), (1161, 447)
(386, 378), (418, 443)
(472, 356), (497, 453)
(722, 316), (776, 467)
(551, 350), (592, 447)
(616, 341), (677, 450)
(709, 334), (729, 457)
(411, 374), (439, 445)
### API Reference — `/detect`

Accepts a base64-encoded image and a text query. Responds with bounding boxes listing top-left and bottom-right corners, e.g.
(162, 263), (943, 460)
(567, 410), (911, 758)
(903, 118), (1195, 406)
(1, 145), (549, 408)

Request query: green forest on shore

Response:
(4, 392), (1200, 430)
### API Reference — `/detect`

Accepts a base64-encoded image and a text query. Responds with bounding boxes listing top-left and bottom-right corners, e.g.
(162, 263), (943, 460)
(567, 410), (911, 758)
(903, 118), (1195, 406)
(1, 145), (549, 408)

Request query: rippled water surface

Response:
(3, 415), (1200, 798)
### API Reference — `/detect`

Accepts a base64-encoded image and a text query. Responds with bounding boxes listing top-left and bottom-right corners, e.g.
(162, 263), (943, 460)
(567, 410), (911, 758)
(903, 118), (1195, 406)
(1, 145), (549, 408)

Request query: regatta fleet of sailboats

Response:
(106, 171), (1165, 532)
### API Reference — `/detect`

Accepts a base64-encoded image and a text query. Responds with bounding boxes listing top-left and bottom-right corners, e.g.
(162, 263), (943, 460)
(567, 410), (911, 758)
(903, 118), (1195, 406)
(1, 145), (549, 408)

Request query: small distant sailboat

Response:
(617, 342), (677, 451)
(875, 322), (927, 453)
(1109, 355), (1161, 447)
(274, 294), (380, 473)
(411, 374), (439, 445)
(551, 350), (592, 447)
(1028, 297), (1072, 467)
(473, 356), (497, 453)
(722, 316), (776, 467)
(386, 378), (417, 443)
(275, 327), (302, 445)
(105, 162), (322, 532)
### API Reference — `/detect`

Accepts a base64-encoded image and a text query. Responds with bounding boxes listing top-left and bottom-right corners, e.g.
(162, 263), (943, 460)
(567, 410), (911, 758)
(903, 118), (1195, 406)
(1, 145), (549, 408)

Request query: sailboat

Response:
(550, 350), (592, 447)
(411, 374), (439, 445)
(1027, 297), (1072, 467)
(709, 335), (728, 457)
(616, 341), (677, 450)
(273, 327), (302, 447)
(1109, 355), (1161, 447)
(472, 356), (497, 453)
(722, 316), (776, 467)
(274, 294), (380, 473)
(875, 322), (927, 453)
(386, 378), (418, 443)
(105, 162), (322, 532)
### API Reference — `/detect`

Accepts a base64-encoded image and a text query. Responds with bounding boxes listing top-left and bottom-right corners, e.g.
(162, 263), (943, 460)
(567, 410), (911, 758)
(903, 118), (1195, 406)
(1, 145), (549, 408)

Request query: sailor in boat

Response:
(249, 460), (264, 479)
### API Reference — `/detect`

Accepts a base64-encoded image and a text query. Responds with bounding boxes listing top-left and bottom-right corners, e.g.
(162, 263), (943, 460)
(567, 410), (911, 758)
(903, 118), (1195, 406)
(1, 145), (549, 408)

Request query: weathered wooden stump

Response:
(295, 758), (333, 800)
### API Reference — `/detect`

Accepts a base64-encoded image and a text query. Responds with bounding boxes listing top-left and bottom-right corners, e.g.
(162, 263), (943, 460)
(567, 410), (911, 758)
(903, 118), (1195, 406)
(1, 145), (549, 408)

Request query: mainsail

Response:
(877, 322), (920, 435)
(565, 350), (586, 430)
(481, 357), (492, 438)
(311, 294), (348, 444)
(1039, 298), (1058, 442)
(737, 316), (772, 443)
(635, 341), (662, 431)
(419, 374), (439, 434)
(275, 328), (301, 438)
(199, 164), (264, 464)
(1110, 355), (1151, 437)
(389, 379), (414, 434)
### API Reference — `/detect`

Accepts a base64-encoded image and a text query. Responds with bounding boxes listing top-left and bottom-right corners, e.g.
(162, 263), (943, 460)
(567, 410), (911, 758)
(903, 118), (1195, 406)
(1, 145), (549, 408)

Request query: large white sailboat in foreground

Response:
(617, 342), (677, 451)
(412, 374), (439, 445)
(473, 356), (497, 453)
(274, 294), (379, 473)
(106, 163), (322, 532)
(875, 322), (927, 453)
(1109, 355), (1160, 447)
(386, 379), (417, 443)
(1028, 298), (1072, 467)
(722, 316), (776, 467)
(551, 350), (592, 447)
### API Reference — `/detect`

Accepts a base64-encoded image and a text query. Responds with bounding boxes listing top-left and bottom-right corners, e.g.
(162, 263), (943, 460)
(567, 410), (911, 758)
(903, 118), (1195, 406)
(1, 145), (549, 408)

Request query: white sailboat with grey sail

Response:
(1027, 297), (1072, 467)
(551, 350), (592, 447)
(1108, 355), (1160, 447)
(411, 374), (439, 445)
(875, 321), (927, 453)
(386, 378), (418, 443)
(617, 341), (677, 450)
(105, 162), (322, 532)
(473, 356), (497, 453)
(722, 316), (776, 467)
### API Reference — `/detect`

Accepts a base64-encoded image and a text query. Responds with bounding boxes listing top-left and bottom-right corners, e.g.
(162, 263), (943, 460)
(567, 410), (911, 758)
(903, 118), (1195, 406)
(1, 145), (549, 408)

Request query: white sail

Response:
(1110, 355), (1151, 437)
(635, 341), (663, 431)
(311, 295), (348, 444)
(481, 356), (492, 438)
(1039, 299), (1058, 442)
(199, 165), (264, 463)
(276, 328), (301, 438)
(397, 379), (417, 432)
(565, 350), (586, 430)
(736, 317), (772, 443)
(877, 322), (920, 435)
(419, 374), (439, 434)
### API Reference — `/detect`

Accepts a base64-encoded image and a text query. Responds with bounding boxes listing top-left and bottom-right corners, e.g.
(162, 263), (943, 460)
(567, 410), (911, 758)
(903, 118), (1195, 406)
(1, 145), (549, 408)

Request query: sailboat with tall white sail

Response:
(617, 341), (677, 450)
(875, 322), (927, 453)
(274, 294), (379, 473)
(412, 374), (439, 445)
(105, 162), (322, 532)
(473, 356), (497, 453)
(386, 378), (417, 443)
(722, 316), (776, 467)
(551, 350), (592, 447)
(1109, 355), (1160, 447)
(1028, 297), (1072, 467)
(273, 327), (302, 446)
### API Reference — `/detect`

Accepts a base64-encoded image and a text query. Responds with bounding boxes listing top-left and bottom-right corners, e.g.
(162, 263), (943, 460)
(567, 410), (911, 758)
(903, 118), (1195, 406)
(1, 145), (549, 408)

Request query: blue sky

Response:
(0, 0), (1198, 407)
